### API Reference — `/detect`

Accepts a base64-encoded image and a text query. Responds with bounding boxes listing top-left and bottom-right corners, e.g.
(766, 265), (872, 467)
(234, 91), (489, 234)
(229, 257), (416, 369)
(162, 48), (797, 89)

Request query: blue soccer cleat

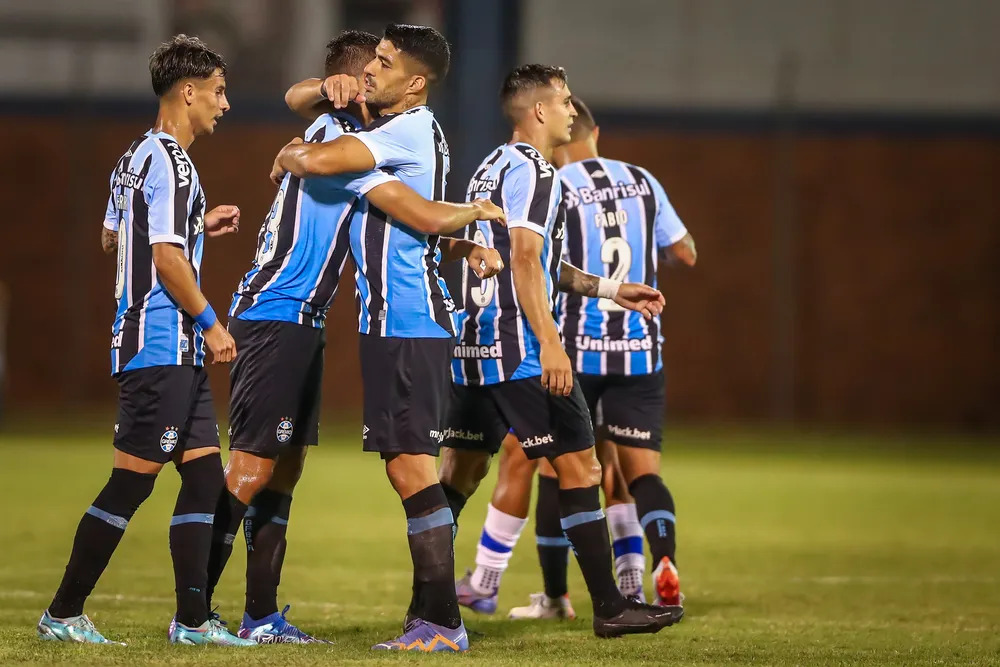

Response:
(372, 618), (468, 652)
(37, 610), (125, 645)
(238, 605), (331, 644)
(455, 569), (498, 614)
(168, 616), (256, 646)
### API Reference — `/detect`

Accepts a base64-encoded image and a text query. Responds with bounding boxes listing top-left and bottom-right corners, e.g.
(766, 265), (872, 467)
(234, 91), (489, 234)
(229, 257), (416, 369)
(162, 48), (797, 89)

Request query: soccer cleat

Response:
(652, 556), (683, 607)
(238, 605), (331, 644)
(168, 616), (256, 646)
(617, 566), (646, 603)
(592, 597), (684, 638)
(455, 569), (498, 614)
(37, 610), (125, 645)
(372, 618), (469, 652)
(508, 593), (576, 620)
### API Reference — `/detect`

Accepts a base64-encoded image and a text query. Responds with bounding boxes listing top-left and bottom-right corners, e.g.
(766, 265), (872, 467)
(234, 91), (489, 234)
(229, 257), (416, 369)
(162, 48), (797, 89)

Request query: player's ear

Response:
(592, 125), (600, 143)
(181, 81), (196, 106)
(534, 100), (545, 124)
(407, 74), (427, 97)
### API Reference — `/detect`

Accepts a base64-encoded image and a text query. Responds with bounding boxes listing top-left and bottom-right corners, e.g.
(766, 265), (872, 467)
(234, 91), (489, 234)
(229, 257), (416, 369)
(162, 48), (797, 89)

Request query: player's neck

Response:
(380, 94), (426, 116)
(152, 102), (196, 150)
(509, 127), (555, 161)
(556, 142), (598, 166)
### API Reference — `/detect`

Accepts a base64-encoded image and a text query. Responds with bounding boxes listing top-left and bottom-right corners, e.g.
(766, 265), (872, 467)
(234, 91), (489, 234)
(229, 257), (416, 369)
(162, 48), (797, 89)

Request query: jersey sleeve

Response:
(643, 169), (688, 248)
(145, 142), (193, 246)
(352, 112), (427, 172)
(103, 195), (118, 231)
(503, 161), (559, 237)
(331, 168), (399, 196)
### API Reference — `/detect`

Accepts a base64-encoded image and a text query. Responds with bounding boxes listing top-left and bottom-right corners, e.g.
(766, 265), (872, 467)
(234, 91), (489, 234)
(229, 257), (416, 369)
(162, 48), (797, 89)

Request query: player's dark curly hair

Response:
(383, 24), (450, 84)
(325, 30), (380, 77)
(500, 64), (568, 125)
(149, 34), (227, 97)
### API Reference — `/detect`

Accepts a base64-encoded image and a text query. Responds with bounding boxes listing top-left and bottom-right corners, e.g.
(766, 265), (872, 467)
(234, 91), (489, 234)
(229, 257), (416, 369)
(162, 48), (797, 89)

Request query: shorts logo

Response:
(521, 433), (554, 448)
(429, 429), (445, 443)
(276, 418), (294, 443)
(179, 338), (189, 353)
(362, 425), (370, 440)
(607, 424), (652, 441)
(440, 428), (484, 442)
(160, 427), (179, 453)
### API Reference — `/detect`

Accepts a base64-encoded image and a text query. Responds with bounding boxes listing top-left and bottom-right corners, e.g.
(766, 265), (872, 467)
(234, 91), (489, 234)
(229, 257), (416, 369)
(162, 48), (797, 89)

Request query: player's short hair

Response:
(383, 24), (450, 84)
(149, 34), (227, 97)
(569, 95), (596, 141)
(325, 30), (379, 77)
(500, 64), (568, 125)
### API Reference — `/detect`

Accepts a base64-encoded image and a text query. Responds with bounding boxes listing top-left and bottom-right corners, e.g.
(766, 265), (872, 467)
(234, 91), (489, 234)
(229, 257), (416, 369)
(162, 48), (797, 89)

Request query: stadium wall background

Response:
(0, 115), (997, 431)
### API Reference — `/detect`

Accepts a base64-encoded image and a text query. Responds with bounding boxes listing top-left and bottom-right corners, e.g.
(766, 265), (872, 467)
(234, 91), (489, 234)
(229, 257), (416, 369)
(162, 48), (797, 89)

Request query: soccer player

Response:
(37, 35), (253, 647)
(455, 95), (698, 618)
(268, 24), (476, 652)
(204, 30), (504, 644)
(439, 64), (683, 638)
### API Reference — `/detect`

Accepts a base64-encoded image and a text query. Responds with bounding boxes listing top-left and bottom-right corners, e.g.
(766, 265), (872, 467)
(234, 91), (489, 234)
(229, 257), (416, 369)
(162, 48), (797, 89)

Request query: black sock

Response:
(403, 484), (461, 629)
(205, 489), (248, 609)
(49, 468), (156, 618)
(558, 485), (625, 619)
(243, 488), (292, 620)
(535, 475), (570, 599)
(441, 483), (468, 525)
(171, 454), (224, 627)
(629, 474), (677, 567)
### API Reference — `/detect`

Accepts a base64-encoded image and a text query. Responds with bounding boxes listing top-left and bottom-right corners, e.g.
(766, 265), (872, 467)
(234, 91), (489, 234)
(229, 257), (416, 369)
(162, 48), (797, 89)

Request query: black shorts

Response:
(228, 319), (324, 458)
(443, 375), (595, 461)
(113, 365), (219, 464)
(577, 371), (665, 451)
(359, 334), (454, 458)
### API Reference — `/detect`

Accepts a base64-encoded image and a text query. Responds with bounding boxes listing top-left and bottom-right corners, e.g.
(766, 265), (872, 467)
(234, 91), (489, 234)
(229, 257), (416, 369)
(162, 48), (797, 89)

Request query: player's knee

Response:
(439, 447), (490, 497)
(176, 451), (224, 506)
(550, 448), (601, 488)
(268, 447), (308, 494)
(224, 452), (274, 501)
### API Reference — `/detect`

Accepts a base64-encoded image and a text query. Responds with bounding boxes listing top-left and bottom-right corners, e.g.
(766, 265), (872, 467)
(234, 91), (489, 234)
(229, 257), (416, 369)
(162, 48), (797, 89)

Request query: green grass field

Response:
(0, 427), (998, 665)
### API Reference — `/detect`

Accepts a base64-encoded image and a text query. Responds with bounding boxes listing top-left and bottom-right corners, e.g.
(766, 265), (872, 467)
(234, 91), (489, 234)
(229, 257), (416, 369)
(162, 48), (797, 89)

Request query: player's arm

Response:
(510, 228), (572, 396)
(151, 244), (235, 363)
(646, 169), (696, 267)
(440, 238), (504, 279)
(661, 232), (697, 267)
(101, 228), (117, 255)
(284, 78), (330, 122)
(271, 135), (374, 183)
(364, 181), (506, 236)
(557, 260), (664, 320)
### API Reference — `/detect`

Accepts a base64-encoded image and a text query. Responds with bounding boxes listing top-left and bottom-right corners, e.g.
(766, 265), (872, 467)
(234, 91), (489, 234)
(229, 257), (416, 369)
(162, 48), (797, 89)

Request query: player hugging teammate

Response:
(39, 23), (694, 655)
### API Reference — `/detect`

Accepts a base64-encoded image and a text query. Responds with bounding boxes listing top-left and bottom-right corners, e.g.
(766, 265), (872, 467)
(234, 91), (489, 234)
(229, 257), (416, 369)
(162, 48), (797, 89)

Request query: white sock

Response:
(471, 504), (528, 595)
(607, 503), (645, 581)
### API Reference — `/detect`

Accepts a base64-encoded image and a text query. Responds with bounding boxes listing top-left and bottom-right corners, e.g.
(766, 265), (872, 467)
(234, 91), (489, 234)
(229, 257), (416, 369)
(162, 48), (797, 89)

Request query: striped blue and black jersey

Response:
(104, 130), (208, 374)
(452, 143), (564, 386)
(558, 158), (688, 375)
(230, 112), (394, 327)
(349, 105), (456, 338)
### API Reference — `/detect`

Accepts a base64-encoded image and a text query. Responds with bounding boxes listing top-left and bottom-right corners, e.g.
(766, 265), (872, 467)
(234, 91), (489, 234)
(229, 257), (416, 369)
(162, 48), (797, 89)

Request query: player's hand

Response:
(612, 283), (665, 320)
(203, 321), (237, 364)
(270, 137), (304, 184)
(540, 340), (573, 396)
(466, 244), (504, 279)
(205, 205), (240, 238)
(472, 199), (507, 226)
(323, 74), (365, 109)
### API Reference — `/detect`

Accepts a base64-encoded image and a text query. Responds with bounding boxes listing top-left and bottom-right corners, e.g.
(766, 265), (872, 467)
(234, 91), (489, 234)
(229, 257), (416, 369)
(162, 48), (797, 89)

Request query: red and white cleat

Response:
(652, 556), (684, 608)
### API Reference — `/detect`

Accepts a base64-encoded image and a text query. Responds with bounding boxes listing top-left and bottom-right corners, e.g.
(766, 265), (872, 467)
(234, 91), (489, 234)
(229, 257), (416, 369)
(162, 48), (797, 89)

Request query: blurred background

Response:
(0, 0), (997, 432)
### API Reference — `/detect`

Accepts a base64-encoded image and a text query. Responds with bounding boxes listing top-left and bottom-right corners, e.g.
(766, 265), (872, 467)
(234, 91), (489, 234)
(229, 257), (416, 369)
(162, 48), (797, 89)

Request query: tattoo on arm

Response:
(557, 260), (600, 297)
(101, 228), (118, 255)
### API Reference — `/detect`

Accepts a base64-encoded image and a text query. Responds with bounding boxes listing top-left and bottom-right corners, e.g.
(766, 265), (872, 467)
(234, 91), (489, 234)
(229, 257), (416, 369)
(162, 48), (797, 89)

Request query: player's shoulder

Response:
(507, 143), (557, 181)
(306, 111), (361, 143)
(145, 132), (197, 187)
(361, 104), (435, 135)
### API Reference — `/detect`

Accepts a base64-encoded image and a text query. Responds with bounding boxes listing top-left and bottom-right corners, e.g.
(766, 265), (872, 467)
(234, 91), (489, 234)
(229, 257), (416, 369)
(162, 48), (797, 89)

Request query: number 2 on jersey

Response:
(468, 229), (496, 308)
(598, 236), (632, 311)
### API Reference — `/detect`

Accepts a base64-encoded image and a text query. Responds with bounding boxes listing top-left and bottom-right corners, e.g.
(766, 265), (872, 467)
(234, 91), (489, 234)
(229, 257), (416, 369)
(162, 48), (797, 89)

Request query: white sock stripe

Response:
(606, 503), (643, 540)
